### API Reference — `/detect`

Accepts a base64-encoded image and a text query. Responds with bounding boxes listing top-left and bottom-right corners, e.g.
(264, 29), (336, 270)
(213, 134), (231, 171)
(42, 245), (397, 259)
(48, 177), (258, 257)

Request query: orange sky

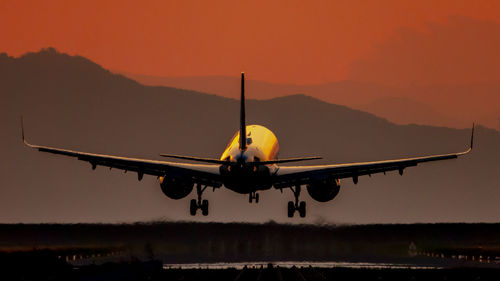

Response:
(1, 0), (500, 84)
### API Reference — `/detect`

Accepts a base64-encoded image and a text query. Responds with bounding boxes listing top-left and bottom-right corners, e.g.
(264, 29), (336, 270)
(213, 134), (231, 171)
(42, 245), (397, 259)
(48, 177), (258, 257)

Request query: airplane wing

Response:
(21, 121), (222, 188)
(273, 125), (474, 189)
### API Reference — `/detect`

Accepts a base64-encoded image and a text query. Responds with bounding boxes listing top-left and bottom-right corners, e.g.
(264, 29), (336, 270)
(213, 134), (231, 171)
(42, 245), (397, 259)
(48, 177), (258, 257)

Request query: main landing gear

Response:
(249, 192), (259, 203)
(190, 184), (209, 216)
(288, 185), (306, 218)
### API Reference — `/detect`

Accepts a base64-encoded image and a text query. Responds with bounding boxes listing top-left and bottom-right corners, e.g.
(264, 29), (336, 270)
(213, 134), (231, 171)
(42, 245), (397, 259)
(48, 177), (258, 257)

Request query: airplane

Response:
(21, 73), (474, 218)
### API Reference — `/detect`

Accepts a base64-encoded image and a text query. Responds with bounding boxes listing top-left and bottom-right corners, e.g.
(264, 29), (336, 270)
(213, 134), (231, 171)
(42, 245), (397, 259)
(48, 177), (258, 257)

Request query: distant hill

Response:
(1, 48), (499, 224)
(120, 72), (387, 103)
(357, 97), (457, 127)
(122, 72), (500, 130)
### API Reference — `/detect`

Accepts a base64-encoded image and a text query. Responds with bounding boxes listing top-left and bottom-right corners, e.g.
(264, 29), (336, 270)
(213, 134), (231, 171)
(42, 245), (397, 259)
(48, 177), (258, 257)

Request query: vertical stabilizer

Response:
(239, 72), (247, 151)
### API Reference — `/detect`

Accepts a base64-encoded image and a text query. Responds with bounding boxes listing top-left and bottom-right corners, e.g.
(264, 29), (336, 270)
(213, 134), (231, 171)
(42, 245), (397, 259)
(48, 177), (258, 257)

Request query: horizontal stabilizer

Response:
(159, 154), (321, 165)
(159, 154), (228, 164)
(255, 157), (322, 165)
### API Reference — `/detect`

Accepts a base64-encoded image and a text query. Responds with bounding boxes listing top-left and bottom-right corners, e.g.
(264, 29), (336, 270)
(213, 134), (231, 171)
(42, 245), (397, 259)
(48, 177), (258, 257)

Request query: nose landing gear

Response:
(249, 192), (259, 203)
(287, 185), (306, 218)
(190, 184), (209, 216)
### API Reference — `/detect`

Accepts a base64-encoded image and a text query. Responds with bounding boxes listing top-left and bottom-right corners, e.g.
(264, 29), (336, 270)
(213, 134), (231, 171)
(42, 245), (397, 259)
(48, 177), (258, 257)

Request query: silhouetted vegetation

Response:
(2, 222), (500, 263)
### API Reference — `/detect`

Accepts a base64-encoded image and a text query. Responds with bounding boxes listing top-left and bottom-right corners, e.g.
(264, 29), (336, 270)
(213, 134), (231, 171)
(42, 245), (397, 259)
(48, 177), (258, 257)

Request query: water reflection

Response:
(163, 261), (441, 270)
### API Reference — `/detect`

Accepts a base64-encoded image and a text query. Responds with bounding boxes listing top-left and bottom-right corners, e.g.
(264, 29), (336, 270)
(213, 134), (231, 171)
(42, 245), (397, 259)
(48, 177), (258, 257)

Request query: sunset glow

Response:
(1, 0), (500, 84)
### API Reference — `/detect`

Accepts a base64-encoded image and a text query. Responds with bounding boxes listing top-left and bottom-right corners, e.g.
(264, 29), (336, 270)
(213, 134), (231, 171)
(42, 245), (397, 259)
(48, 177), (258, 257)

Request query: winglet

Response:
(458, 122), (475, 156)
(470, 123), (475, 150)
(20, 116), (34, 148)
(21, 116), (25, 143)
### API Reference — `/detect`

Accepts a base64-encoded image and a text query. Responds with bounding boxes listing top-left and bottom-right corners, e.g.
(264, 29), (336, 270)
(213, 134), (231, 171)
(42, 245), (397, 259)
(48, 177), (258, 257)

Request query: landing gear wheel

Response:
(287, 185), (307, 218)
(201, 200), (209, 216)
(249, 192), (260, 204)
(190, 199), (197, 216)
(189, 184), (210, 216)
(287, 201), (295, 218)
(298, 201), (306, 218)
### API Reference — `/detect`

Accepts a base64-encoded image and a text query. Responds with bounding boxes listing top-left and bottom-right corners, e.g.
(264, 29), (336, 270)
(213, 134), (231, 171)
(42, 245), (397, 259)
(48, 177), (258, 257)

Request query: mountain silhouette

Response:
(122, 72), (500, 130)
(1, 48), (499, 224)
(357, 97), (457, 127)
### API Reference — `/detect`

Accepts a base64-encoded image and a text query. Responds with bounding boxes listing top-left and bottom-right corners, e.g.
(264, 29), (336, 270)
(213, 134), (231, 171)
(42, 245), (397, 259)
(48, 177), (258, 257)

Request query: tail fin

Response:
(239, 72), (247, 151)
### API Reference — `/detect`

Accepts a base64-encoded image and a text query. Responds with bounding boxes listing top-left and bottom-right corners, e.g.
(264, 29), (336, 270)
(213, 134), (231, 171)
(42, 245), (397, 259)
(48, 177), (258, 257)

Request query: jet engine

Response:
(306, 178), (341, 202)
(160, 176), (194, 200)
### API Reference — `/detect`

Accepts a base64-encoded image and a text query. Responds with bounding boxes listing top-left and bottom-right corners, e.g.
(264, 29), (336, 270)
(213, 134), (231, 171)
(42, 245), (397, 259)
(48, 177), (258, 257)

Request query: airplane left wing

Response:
(273, 125), (474, 189)
(21, 120), (222, 187)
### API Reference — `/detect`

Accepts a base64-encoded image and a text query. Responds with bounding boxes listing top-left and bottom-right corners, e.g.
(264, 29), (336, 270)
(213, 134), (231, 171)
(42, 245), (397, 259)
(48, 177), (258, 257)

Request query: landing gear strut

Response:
(190, 184), (209, 216)
(288, 185), (306, 218)
(249, 192), (259, 203)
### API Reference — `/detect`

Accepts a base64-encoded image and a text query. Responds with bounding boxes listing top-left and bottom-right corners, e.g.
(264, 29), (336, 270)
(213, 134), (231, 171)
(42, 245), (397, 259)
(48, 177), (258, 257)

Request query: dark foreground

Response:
(2, 252), (500, 281)
(2, 222), (500, 280)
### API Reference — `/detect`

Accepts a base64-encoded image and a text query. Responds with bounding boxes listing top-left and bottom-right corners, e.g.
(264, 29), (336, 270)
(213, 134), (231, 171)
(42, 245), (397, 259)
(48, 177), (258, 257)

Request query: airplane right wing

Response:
(273, 125), (474, 189)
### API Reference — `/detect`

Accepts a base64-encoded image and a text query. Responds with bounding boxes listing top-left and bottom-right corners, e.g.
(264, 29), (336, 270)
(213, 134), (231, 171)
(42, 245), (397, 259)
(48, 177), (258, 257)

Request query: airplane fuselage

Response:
(219, 125), (279, 193)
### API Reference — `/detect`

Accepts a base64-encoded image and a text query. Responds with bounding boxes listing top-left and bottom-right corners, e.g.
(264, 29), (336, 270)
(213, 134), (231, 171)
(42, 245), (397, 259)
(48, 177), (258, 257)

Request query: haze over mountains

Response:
(1, 48), (499, 224)
(122, 17), (500, 131)
(123, 73), (468, 129)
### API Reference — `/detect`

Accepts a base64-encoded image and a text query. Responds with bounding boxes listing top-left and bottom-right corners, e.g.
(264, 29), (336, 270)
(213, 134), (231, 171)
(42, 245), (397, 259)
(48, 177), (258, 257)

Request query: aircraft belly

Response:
(224, 179), (273, 194)
(222, 169), (273, 194)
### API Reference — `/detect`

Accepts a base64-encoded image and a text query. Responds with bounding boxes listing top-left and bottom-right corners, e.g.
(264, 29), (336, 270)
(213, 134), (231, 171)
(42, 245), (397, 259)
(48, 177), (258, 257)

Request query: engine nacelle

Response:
(306, 178), (341, 202)
(160, 176), (194, 200)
